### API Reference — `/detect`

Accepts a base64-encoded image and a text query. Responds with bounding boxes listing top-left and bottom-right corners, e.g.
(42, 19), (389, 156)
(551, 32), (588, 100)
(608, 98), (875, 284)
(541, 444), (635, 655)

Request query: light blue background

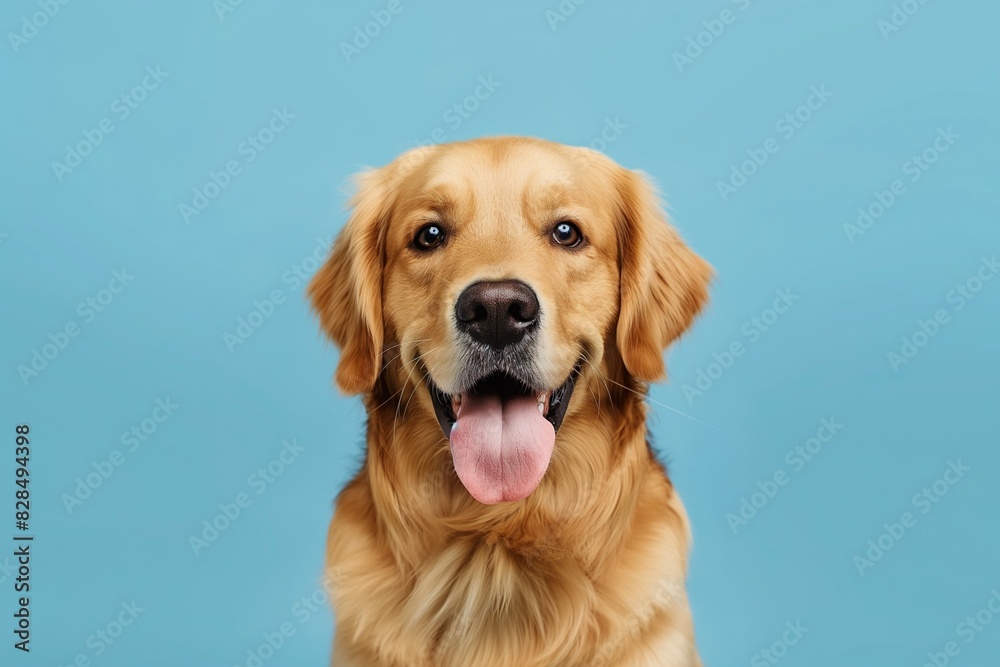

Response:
(1, 1), (998, 665)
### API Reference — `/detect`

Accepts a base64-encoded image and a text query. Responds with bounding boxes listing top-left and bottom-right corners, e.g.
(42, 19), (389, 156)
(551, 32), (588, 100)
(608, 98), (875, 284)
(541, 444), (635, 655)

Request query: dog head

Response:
(310, 137), (710, 504)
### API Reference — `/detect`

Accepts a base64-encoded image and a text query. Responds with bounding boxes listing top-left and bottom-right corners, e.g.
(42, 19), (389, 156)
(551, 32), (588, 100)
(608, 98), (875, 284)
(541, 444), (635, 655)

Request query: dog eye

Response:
(552, 221), (583, 248)
(414, 224), (446, 250)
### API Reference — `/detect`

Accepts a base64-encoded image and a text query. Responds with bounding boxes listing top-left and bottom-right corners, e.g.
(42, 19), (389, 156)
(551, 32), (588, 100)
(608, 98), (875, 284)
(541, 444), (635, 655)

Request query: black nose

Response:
(455, 280), (540, 348)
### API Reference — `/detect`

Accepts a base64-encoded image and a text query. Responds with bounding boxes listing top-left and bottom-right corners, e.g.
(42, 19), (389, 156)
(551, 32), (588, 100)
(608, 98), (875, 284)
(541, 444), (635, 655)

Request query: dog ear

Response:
(615, 169), (712, 382)
(309, 169), (389, 395)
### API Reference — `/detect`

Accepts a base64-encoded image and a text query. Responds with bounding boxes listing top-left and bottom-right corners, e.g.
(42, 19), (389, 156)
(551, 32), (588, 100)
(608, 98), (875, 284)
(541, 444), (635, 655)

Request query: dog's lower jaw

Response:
(325, 395), (701, 667)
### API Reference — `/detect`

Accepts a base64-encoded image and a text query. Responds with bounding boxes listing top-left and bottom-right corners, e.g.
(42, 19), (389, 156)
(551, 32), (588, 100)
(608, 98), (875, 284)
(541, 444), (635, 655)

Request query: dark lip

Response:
(428, 362), (582, 438)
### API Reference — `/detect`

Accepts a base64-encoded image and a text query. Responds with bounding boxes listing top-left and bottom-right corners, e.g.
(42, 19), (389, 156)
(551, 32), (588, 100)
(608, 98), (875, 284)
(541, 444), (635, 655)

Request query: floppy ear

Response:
(309, 170), (388, 395)
(615, 169), (712, 382)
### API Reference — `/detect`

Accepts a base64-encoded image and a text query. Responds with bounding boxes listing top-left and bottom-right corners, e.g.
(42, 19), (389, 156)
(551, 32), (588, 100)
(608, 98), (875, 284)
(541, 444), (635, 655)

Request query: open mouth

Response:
(429, 367), (579, 436)
(427, 364), (580, 505)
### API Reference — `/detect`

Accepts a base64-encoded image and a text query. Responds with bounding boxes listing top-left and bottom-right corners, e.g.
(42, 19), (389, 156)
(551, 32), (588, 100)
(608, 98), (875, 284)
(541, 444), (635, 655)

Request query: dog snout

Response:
(455, 280), (539, 348)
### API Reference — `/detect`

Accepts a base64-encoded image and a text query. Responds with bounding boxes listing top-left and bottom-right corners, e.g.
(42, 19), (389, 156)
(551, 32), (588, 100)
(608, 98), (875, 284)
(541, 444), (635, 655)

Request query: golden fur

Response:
(310, 136), (711, 666)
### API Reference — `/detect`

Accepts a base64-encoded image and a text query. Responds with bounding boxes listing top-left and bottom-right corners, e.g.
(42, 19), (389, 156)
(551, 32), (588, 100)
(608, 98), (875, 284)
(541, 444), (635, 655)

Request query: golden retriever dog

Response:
(309, 136), (711, 666)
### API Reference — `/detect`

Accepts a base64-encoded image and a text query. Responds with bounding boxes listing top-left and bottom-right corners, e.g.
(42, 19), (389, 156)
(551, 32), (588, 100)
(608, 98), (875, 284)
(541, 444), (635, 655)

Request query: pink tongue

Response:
(449, 393), (555, 504)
